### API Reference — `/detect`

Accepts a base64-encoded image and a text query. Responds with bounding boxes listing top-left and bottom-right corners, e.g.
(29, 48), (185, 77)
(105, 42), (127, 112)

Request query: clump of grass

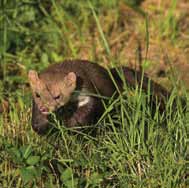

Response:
(158, 0), (179, 41)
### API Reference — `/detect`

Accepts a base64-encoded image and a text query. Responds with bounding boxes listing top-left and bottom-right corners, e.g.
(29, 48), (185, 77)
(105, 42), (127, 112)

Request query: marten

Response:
(28, 60), (171, 135)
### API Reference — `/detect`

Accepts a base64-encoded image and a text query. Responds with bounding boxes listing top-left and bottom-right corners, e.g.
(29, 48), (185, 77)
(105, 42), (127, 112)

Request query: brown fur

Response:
(28, 60), (171, 134)
(29, 60), (116, 134)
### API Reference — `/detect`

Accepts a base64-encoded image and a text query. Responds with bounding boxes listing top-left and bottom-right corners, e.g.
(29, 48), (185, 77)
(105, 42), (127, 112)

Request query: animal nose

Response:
(54, 95), (60, 100)
(39, 105), (48, 111)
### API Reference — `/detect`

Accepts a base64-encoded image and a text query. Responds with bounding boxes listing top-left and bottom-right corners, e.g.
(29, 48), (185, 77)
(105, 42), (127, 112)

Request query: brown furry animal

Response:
(28, 60), (171, 134)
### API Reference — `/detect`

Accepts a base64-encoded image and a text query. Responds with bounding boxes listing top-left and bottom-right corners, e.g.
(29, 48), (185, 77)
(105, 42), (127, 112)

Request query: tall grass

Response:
(0, 0), (188, 187)
(159, 0), (178, 41)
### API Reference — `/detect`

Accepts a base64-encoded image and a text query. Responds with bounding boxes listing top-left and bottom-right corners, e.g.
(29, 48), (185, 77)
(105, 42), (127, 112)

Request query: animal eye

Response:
(35, 92), (40, 98)
(54, 95), (60, 100)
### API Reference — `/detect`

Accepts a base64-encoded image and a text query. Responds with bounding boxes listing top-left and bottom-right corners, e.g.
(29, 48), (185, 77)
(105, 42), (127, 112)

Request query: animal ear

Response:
(28, 70), (39, 84)
(64, 72), (76, 87)
(28, 70), (44, 91)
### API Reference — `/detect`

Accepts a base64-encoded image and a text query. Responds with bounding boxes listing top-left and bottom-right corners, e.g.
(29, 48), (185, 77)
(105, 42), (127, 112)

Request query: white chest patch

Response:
(78, 96), (91, 107)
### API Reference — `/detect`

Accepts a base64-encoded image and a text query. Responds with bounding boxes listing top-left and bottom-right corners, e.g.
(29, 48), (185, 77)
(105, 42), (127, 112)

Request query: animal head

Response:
(28, 70), (76, 114)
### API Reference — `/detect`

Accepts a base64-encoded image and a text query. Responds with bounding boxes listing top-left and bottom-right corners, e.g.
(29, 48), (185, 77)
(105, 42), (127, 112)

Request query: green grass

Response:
(0, 0), (188, 187)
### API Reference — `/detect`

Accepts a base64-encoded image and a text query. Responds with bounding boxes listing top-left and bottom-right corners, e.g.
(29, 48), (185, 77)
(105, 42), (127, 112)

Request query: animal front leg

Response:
(31, 100), (51, 134)
(65, 97), (103, 127)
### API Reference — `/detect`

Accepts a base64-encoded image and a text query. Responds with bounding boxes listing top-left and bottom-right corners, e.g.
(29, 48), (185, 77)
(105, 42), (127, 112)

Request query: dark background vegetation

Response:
(0, 0), (188, 187)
